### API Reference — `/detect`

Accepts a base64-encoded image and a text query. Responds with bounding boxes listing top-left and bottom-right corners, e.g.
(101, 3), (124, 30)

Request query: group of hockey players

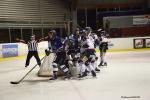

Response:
(17, 26), (109, 80)
(44, 27), (109, 80)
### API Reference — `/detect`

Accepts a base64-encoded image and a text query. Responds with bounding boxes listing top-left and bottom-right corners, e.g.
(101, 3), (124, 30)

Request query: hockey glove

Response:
(45, 49), (50, 56)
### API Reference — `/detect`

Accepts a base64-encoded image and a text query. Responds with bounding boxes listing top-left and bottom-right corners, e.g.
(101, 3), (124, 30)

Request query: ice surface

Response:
(0, 51), (150, 100)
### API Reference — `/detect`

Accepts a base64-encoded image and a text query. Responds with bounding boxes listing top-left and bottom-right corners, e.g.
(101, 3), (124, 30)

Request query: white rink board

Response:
(0, 36), (150, 58)
(0, 45), (2, 58)
(109, 36), (150, 50)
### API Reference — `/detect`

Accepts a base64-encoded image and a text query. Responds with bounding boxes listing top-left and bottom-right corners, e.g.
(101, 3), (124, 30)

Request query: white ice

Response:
(0, 51), (150, 100)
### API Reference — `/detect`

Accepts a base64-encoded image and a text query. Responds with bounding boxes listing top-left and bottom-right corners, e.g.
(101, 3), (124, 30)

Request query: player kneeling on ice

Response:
(42, 30), (71, 80)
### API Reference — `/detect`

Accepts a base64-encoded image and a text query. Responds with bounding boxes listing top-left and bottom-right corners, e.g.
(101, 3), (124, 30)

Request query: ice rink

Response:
(0, 50), (150, 100)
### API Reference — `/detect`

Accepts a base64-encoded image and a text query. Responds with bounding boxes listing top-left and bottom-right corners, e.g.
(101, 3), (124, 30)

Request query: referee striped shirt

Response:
(27, 40), (38, 51)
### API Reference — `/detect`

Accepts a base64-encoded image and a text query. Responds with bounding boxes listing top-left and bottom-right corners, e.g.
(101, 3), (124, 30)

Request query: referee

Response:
(16, 35), (42, 67)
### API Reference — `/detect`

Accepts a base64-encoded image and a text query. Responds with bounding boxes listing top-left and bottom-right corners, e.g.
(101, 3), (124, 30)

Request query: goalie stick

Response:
(10, 56), (45, 84)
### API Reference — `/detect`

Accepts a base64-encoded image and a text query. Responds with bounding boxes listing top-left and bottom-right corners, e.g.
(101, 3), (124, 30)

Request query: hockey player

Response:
(91, 29), (100, 72)
(77, 30), (89, 78)
(64, 28), (82, 77)
(16, 35), (42, 67)
(43, 30), (71, 80)
(98, 30), (109, 66)
(78, 27), (99, 78)
(66, 28), (81, 62)
(85, 27), (100, 72)
(64, 28), (81, 56)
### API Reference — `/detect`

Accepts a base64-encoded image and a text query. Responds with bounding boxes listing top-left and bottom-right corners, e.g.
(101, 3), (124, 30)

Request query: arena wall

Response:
(0, 45), (2, 58)
(0, 37), (150, 58)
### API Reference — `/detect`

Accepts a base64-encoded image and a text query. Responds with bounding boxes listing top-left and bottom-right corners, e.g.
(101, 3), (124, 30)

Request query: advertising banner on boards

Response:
(134, 39), (145, 49)
(2, 44), (18, 58)
(145, 38), (150, 48)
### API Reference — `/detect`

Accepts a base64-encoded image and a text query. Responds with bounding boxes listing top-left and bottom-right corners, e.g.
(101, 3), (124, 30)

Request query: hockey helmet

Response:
(85, 27), (92, 32)
(97, 28), (102, 32)
(82, 29), (86, 33)
(48, 30), (56, 39)
(49, 30), (56, 34)
(75, 28), (80, 35)
(75, 28), (80, 31)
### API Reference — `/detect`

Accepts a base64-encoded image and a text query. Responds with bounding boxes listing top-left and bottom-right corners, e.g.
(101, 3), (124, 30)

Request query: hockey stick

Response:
(10, 56), (45, 84)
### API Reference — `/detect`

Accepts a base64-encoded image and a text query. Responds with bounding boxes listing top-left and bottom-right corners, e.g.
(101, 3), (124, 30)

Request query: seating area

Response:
(110, 25), (150, 38)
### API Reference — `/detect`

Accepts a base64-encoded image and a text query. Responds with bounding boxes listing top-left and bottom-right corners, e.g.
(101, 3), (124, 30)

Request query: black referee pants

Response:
(25, 51), (41, 66)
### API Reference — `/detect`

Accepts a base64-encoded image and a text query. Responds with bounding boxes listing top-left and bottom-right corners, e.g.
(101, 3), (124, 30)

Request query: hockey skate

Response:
(98, 62), (107, 67)
(91, 70), (96, 78)
(78, 71), (87, 79)
(104, 62), (107, 66)
(49, 77), (57, 80)
(49, 73), (57, 80)
(95, 67), (100, 72)
(98, 62), (103, 67)
(64, 72), (72, 79)
(25, 65), (28, 68)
